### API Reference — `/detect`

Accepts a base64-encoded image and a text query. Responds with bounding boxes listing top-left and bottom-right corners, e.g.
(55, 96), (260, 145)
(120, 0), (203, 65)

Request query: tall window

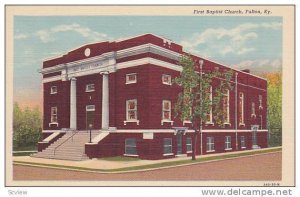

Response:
(125, 138), (137, 155)
(163, 138), (172, 155)
(126, 99), (137, 120)
(126, 73), (137, 84)
(85, 84), (95, 92)
(162, 100), (171, 121)
(239, 92), (244, 125)
(207, 137), (215, 152)
(183, 107), (192, 123)
(225, 136), (232, 150)
(240, 136), (246, 148)
(259, 95), (263, 109)
(183, 88), (192, 124)
(206, 86), (213, 123)
(51, 107), (57, 123)
(162, 74), (172, 85)
(186, 137), (192, 152)
(251, 102), (256, 117)
(223, 89), (230, 124)
(50, 86), (57, 94)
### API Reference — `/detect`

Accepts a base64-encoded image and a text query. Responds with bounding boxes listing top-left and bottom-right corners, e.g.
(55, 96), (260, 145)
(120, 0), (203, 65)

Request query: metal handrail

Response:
(54, 130), (80, 155)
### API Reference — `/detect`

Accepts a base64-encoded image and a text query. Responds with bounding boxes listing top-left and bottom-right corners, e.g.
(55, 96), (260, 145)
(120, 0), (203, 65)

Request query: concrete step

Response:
(33, 154), (88, 161)
(32, 131), (102, 161)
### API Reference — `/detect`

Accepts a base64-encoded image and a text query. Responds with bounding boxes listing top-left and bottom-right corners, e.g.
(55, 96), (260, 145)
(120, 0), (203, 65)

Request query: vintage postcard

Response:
(5, 5), (295, 187)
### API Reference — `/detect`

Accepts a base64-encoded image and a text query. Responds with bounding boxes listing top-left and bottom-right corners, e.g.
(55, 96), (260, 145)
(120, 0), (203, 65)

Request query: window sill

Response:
(223, 122), (231, 126)
(251, 114), (256, 118)
(206, 122), (214, 126)
(241, 147), (247, 149)
(225, 148), (233, 151)
(124, 120), (140, 125)
(183, 120), (192, 125)
(161, 120), (174, 125)
(123, 154), (139, 157)
(206, 150), (215, 153)
(49, 122), (59, 127)
(239, 123), (245, 127)
(259, 106), (263, 110)
(85, 90), (95, 93)
(50, 92), (57, 95)
(125, 81), (137, 85)
(162, 82), (172, 86)
(186, 151), (192, 154)
(163, 153), (174, 156)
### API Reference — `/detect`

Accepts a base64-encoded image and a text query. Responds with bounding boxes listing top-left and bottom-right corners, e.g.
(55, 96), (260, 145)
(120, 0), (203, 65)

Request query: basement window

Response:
(186, 137), (192, 153)
(225, 136), (232, 150)
(125, 138), (137, 156)
(207, 137), (215, 152)
(163, 138), (173, 155)
(241, 136), (246, 149)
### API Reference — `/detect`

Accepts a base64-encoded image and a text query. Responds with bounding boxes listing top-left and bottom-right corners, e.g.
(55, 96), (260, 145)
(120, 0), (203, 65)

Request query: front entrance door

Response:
(176, 133), (182, 155)
(86, 105), (95, 130)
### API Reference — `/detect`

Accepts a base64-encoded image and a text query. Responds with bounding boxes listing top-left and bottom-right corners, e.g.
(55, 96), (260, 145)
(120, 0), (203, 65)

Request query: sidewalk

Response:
(13, 147), (281, 172)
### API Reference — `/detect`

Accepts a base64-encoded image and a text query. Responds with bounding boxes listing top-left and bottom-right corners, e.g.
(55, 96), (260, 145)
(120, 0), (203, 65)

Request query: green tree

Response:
(174, 55), (233, 160)
(13, 103), (42, 150)
(263, 72), (282, 146)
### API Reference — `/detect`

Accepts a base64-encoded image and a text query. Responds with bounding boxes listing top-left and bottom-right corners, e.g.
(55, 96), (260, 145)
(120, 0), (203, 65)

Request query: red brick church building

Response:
(34, 34), (268, 160)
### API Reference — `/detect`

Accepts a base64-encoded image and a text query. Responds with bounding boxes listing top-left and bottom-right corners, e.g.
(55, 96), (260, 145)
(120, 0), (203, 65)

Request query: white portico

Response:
(40, 42), (184, 132)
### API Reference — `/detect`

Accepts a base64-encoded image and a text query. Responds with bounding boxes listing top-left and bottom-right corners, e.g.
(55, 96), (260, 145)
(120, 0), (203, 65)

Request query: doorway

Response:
(86, 105), (95, 130)
(176, 133), (182, 155)
(251, 125), (260, 149)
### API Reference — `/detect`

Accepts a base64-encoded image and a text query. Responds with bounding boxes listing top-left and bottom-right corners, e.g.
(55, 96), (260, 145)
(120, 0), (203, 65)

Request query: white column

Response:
(101, 72), (109, 130)
(70, 78), (77, 130)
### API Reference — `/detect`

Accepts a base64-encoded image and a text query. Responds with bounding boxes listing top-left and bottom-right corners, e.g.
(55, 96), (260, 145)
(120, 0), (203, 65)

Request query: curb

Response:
(13, 150), (282, 174)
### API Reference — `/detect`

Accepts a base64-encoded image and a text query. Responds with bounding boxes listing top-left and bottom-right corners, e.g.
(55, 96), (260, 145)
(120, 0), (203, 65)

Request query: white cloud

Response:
(35, 23), (110, 43)
(14, 33), (28, 40)
(233, 58), (282, 74)
(180, 22), (282, 57)
(35, 30), (55, 43)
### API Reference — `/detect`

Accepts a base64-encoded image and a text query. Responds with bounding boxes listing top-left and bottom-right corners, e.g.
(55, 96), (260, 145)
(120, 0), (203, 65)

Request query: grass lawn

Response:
(99, 156), (140, 162)
(13, 147), (282, 173)
(13, 145), (37, 152)
(13, 145), (37, 156)
(13, 151), (37, 156)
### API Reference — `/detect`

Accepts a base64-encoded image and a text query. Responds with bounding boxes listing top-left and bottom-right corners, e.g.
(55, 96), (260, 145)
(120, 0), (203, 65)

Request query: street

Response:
(13, 152), (281, 181)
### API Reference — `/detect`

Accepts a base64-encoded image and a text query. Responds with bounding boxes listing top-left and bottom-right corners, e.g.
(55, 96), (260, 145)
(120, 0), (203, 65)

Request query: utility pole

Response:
(199, 59), (204, 155)
(235, 72), (239, 151)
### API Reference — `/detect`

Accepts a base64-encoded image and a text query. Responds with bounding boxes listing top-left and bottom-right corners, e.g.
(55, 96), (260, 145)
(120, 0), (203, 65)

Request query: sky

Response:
(13, 16), (282, 109)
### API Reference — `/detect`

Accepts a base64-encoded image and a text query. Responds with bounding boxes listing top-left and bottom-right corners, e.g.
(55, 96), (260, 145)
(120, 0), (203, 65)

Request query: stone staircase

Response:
(32, 131), (101, 161)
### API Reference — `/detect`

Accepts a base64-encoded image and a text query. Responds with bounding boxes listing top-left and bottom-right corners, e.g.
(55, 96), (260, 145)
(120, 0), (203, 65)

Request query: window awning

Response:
(172, 127), (188, 135)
